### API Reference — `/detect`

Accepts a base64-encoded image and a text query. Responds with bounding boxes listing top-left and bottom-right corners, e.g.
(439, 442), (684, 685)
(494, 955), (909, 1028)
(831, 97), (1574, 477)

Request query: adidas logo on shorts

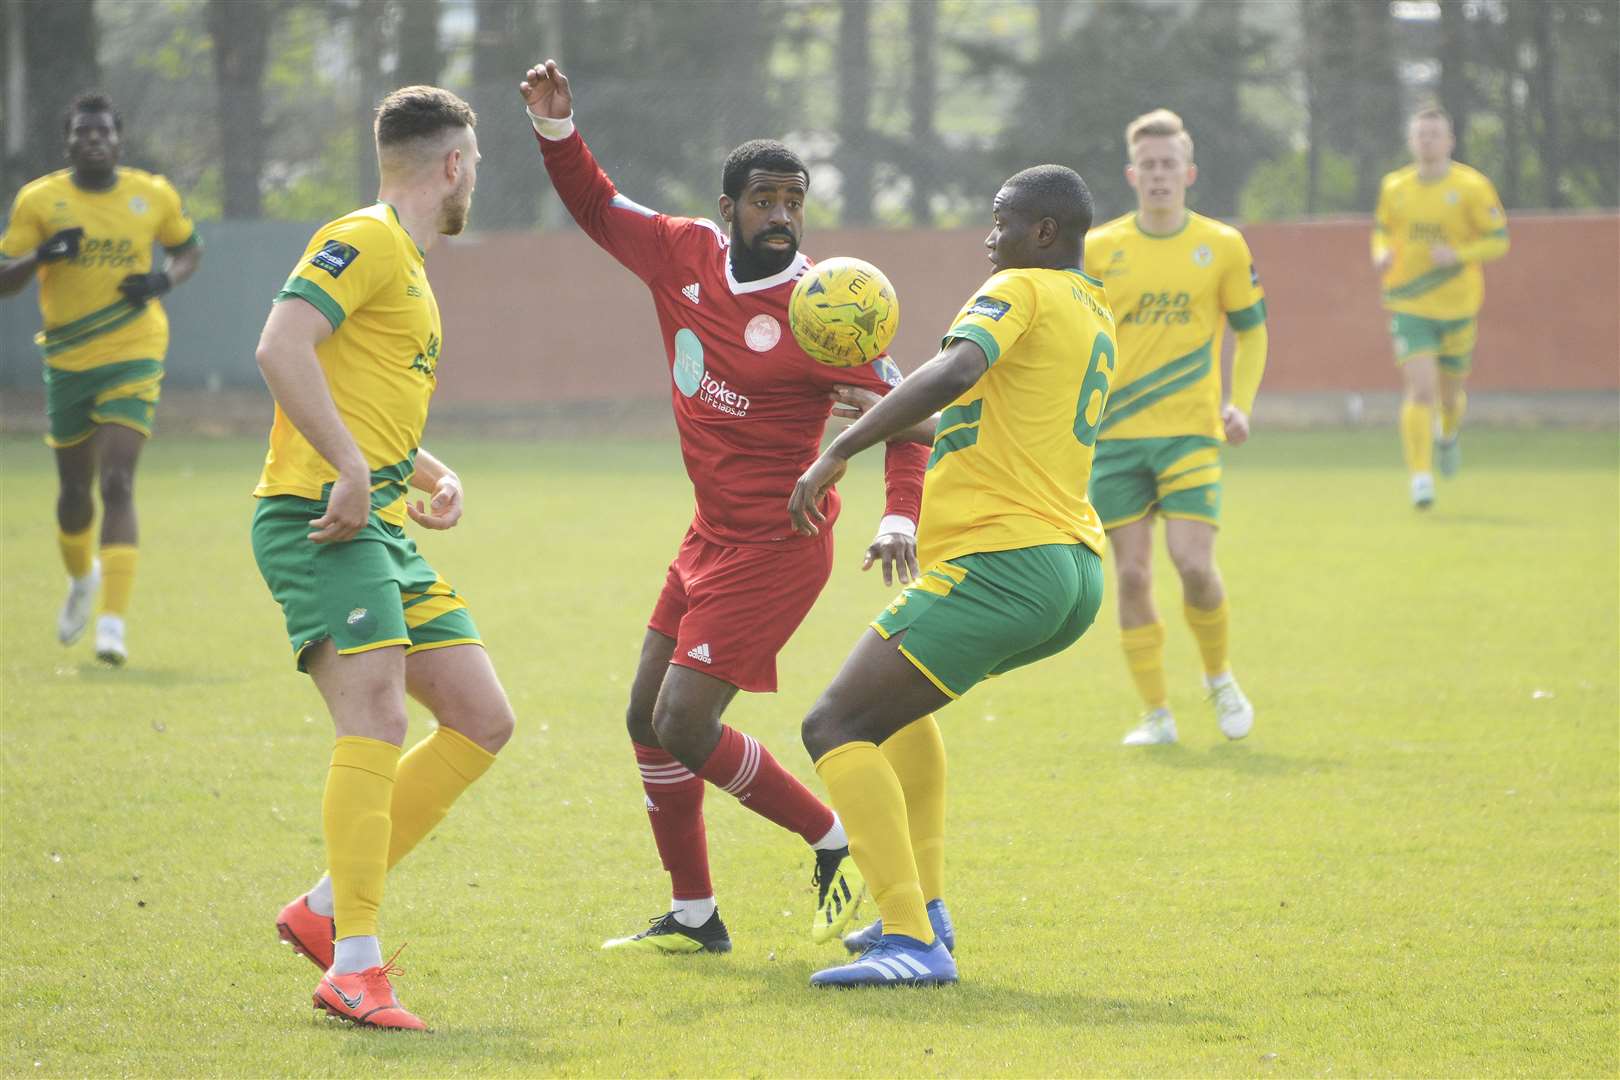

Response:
(686, 643), (712, 664)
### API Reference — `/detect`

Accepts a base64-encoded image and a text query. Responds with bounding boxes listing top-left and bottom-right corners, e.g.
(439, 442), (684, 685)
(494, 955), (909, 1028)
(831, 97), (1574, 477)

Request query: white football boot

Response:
(1206, 672), (1254, 740)
(1410, 472), (1435, 510)
(95, 614), (127, 667)
(57, 560), (100, 645)
(1122, 707), (1177, 747)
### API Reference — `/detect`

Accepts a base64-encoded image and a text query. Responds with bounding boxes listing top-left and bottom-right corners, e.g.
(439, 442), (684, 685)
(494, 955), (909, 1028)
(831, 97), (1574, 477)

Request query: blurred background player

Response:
(520, 58), (927, 954)
(0, 92), (202, 666)
(790, 164), (1114, 986)
(1082, 109), (1268, 748)
(252, 86), (516, 1031)
(1372, 105), (1509, 509)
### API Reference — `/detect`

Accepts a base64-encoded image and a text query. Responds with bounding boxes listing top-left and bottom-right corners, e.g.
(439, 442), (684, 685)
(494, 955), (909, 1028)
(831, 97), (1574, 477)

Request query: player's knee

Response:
(650, 703), (703, 760)
(624, 700), (658, 747)
(800, 699), (846, 760)
(1173, 557), (1219, 597)
(1115, 561), (1153, 599)
(479, 703), (516, 754)
(98, 466), (135, 508)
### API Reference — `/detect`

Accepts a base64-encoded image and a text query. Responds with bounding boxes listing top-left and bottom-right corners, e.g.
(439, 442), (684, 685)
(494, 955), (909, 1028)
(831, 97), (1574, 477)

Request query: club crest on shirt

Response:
(128, 196), (148, 215)
(1192, 244), (1214, 267)
(744, 313), (781, 352)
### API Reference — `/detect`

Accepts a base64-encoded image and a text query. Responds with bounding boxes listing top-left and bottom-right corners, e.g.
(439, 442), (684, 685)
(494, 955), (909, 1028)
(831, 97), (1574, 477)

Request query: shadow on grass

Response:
(64, 665), (247, 688)
(631, 956), (1228, 1030)
(1122, 744), (1340, 776)
(1427, 513), (1535, 528)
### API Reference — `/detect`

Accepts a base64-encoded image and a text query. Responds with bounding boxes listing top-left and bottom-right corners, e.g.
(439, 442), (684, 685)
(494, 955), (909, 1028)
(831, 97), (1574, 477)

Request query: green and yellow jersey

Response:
(0, 167), (197, 372)
(253, 204), (441, 527)
(1372, 163), (1508, 320)
(922, 266), (1117, 566)
(1083, 211), (1266, 442)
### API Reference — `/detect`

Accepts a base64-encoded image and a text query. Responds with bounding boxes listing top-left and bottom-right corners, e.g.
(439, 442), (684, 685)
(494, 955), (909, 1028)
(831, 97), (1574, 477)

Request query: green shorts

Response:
(1389, 312), (1475, 373)
(43, 358), (164, 448)
(1090, 435), (1222, 529)
(251, 495), (480, 672)
(872, 543), (1104, 699)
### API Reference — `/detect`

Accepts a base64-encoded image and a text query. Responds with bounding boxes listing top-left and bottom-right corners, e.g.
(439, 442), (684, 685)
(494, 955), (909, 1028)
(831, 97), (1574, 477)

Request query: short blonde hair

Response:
(1126, 108), (1194, 161)
(1409, 103), (1453, 129)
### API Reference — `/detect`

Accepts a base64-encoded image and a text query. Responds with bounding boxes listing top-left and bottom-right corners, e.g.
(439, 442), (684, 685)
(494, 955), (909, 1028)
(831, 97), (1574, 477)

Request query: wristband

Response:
(876, 515), (916, 539)
(527, 108), (576, 141)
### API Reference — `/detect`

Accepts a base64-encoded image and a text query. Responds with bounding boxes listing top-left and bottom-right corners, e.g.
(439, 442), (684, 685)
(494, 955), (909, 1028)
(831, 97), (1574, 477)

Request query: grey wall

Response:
(1, 221), (318, 387)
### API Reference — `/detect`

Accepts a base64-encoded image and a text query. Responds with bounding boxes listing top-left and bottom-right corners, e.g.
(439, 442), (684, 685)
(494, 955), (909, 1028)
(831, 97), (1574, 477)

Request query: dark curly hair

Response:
(721, 139), (809, 199)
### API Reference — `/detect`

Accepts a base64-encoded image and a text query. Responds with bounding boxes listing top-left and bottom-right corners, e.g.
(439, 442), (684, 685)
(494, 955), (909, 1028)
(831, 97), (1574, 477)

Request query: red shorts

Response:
(649, 526), (836, 693)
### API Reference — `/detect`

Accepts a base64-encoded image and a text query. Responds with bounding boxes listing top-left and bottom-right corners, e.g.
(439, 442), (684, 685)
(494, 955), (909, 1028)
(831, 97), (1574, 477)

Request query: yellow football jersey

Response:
(253, 204), (441, 526)
(1373, 163), (1507, 319)
(0, 167), (197, 372)
(920, 266), (1117, 566)
(1083, 211), (1266, 441)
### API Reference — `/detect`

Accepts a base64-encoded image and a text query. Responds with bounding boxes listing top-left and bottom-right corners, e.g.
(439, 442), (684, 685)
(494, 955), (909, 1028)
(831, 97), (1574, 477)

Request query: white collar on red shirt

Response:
(722, 243), (810, 296)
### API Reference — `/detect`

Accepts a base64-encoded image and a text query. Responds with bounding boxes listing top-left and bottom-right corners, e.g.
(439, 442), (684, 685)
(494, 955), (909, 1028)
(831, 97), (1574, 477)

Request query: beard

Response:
(438, 182), (472, 236)
(728, 221), (797, 282)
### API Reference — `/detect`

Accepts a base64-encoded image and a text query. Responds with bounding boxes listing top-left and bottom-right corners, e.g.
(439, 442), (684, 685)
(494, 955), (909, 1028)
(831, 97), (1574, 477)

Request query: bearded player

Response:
(520, 59), (927, 954)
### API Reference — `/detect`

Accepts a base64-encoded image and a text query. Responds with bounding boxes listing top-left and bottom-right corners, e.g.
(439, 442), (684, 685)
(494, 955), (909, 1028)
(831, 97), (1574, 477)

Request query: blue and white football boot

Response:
(810, 932), (957, 988)
(842, 898), (955, 955)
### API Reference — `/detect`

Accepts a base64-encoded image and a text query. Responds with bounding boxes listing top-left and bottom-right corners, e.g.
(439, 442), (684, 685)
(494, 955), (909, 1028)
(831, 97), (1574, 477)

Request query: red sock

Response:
(634, 741), (712, 900)
(698, 725), (835, 844)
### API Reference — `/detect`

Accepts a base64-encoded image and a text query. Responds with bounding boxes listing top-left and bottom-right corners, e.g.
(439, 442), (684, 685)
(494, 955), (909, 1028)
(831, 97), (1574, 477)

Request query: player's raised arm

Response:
(519, 57), (676, 283)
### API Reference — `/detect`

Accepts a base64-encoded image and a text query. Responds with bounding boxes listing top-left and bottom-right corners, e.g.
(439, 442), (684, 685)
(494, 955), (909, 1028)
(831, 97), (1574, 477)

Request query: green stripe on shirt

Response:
(276, 276), (346, 331)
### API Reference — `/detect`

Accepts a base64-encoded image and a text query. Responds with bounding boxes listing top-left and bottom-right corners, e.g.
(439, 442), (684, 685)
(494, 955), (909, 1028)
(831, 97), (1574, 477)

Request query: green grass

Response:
(2, 429), (1616, 1078)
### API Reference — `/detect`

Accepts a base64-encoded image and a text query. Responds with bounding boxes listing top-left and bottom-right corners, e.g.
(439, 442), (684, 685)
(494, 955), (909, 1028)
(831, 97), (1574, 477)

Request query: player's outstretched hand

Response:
(119, 271), (172, 304)
(520, 59), (572, 118)
(309, 470), (370, 544)
(829, 384), (881, 422)
(36, 227), (84, 263)
(789, 454), (847, 536)
(863, 532), (919, 587)
(1222, 403), (1251, 446)
(408, 474), (463, 531)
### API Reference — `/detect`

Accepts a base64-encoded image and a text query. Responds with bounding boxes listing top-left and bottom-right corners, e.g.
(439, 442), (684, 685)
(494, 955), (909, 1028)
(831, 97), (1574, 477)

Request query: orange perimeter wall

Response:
(426, 213), (1618, 404)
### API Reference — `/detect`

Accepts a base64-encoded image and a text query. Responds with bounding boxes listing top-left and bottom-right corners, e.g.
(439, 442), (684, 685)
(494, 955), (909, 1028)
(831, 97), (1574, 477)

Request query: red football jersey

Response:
(537, 127), (926, 546)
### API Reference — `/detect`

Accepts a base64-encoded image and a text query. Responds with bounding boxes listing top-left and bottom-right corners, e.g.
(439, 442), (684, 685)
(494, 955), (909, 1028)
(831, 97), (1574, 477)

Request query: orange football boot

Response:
(312, 949), (427, 1031)
(276, 893), (335, 971)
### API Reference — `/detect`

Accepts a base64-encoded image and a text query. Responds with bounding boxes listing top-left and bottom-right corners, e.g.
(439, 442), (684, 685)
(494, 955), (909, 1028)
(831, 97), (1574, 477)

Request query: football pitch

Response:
(1, 428), (1615, 1077)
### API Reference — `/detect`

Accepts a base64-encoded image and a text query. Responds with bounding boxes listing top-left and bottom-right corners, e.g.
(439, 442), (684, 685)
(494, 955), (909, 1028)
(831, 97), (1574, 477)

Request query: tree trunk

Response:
(1531, 0), (1561, 208)
(207, 0), (272, 220)
(1437, 0), (1471, 162)
(395, 0), (442, 87)
(1500, 0), (1526, 207)
(19, 0), (99, 186)
(837, 0), (874, 226)
(1351, 0), (1397, 211)
(354, 0), (387, 206)
(908, 0), (937, 226)
(470, 0), (541, 228)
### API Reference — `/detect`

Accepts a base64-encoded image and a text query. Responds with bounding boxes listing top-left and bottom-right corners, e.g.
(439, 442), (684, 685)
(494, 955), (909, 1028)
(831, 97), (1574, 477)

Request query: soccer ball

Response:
(788, 256), (900, 367)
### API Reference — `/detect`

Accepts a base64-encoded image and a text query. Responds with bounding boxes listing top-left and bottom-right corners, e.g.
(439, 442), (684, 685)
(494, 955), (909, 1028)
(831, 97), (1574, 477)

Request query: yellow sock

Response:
(1120, 622), (1169, 709)
(324, 736), (399, 940)
(1440, 391), (1467, 440)
(99, 544), (138, 616)
(880, 714), (945, 904)
(1401, 402), (1434, 474)
(58, 527), (95, 579)
(815, 742), (930, 942)
(386, 726), (496, 868)
(1184, 600), (1230, 678)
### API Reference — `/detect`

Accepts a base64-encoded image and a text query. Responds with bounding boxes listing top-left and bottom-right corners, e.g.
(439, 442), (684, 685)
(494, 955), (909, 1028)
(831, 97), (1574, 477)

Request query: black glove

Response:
(119, 271), (172, 304)
(35, 227), (84, 263)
